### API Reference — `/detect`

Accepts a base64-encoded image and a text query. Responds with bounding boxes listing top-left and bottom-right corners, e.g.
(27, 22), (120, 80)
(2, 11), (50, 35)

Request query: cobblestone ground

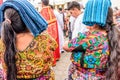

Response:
(53, 52), (71, 80)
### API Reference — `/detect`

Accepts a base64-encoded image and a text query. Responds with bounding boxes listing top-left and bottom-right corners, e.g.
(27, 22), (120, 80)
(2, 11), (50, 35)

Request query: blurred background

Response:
(27, 0), (120, 11)
(1, 0), (120, 11)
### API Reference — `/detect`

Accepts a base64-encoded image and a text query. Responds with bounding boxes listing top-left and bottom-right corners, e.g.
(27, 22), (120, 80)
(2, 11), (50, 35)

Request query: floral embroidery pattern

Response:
(84, 55), (100, 68)
(16, 33), (57, 79)
(69, 31), (109, 69)
(0, 33), (57, 80)
(68, 31), (109, 79)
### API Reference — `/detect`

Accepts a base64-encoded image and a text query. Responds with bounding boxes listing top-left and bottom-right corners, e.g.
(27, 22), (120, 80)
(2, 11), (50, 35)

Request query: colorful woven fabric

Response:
(68, 31), (109, 80)
(83, 0), (111, 26)
(0, 33), (57, 80)
(68, 63), (106, 80)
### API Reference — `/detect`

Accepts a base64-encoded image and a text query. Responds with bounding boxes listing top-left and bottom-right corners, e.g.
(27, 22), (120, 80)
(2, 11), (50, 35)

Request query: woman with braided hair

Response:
(0, 0), (57, 80)
(63, 0), (119, 80)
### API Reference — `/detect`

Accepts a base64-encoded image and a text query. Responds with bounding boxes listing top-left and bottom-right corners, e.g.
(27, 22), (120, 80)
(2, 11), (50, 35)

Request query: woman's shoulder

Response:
(36, 31), (58, 50)
(36, 31), (53, 40)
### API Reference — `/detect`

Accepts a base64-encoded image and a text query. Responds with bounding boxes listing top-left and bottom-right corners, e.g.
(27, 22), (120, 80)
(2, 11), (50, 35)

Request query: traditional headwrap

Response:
(83, 0), (111, 26)
(0, 0), (48, 37)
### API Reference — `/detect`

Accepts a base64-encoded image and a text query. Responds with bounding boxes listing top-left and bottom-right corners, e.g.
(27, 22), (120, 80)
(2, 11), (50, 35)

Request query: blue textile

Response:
(83, 0), (111, 27)
(0, 0), (48, 37)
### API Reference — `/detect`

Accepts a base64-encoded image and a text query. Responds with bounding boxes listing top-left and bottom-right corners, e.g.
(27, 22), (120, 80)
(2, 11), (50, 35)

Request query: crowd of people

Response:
(0, 0), (120, 80)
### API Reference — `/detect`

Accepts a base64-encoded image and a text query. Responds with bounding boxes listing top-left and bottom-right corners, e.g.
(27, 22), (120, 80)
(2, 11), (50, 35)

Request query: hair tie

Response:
(5, 18), (11, 24)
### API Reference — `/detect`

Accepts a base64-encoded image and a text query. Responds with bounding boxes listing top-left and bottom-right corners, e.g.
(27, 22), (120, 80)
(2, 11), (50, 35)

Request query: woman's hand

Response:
(63, 41), (71, 52)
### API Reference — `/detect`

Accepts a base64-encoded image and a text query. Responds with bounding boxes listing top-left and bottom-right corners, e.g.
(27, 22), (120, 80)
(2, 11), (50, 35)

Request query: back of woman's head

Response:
(83, 0), (111, 26)
(3, 8), (27, 34)
(1, 8), (27, 80)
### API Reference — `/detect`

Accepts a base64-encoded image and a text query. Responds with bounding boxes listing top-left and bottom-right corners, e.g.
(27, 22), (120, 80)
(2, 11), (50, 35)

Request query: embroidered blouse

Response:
(0, 33), (57, 79)
(68, 31), (109, 69)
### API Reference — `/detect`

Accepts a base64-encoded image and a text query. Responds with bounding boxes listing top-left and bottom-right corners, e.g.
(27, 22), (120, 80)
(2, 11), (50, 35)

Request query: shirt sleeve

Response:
(38, 32), (58, 52)
(68, 32), (103, 52)
(46, 33), (58, 51)
(37, 32), (58, 68)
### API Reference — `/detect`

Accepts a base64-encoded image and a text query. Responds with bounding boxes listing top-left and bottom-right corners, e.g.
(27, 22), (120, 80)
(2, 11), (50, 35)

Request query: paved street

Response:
(53, 52), (71, 80)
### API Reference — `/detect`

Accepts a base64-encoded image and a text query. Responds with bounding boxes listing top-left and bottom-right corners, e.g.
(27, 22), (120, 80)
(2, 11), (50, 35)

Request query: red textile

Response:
(0, 0), (3, 5)
(40, 6), (60, 65)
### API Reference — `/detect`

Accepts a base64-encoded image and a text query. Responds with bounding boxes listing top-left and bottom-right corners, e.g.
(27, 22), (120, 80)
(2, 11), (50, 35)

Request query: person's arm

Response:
(63, 41), (71, 52)
(63, 32), (103, 52)
(40, 32), (58, 51)
(47, 34), (58, 51)
(63, 32), (87, 52)
(37, 32), (58, 68)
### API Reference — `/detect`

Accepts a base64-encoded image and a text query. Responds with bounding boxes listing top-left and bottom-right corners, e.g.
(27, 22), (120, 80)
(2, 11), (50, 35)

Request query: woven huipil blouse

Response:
(0, 33), (57, 79)
(67, 31), (109, 80)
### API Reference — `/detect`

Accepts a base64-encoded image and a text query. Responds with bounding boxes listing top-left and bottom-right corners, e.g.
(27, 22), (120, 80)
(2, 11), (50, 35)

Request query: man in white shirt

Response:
(68, 1), (88, 39)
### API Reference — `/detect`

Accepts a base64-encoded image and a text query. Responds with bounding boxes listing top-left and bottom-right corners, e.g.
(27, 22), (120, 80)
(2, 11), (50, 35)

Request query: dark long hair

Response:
(105, 8), (120, 80)
(1, 8), (27, 80)
(41, 0), (49, 6)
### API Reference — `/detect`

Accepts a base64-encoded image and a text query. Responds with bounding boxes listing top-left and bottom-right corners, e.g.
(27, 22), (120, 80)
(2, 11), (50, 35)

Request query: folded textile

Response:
(83, 0), (111, 27)
(0, 0), (48, 37)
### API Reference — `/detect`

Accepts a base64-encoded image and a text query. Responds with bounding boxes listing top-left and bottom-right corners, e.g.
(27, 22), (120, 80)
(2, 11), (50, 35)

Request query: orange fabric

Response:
(40, 6), (60, 65)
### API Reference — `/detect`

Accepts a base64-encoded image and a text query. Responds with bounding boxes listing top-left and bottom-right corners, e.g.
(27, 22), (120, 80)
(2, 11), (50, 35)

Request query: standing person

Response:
(0, 0), (57, 80)
(50, 5), (65, 53)
(58, 7), (65, 31)
(58, 7), (67, 38)
(68, 15), (75, 40)
(40, 0), (60, 65)
(67, 1), (88, 39)
(63, 0), (113, 79)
